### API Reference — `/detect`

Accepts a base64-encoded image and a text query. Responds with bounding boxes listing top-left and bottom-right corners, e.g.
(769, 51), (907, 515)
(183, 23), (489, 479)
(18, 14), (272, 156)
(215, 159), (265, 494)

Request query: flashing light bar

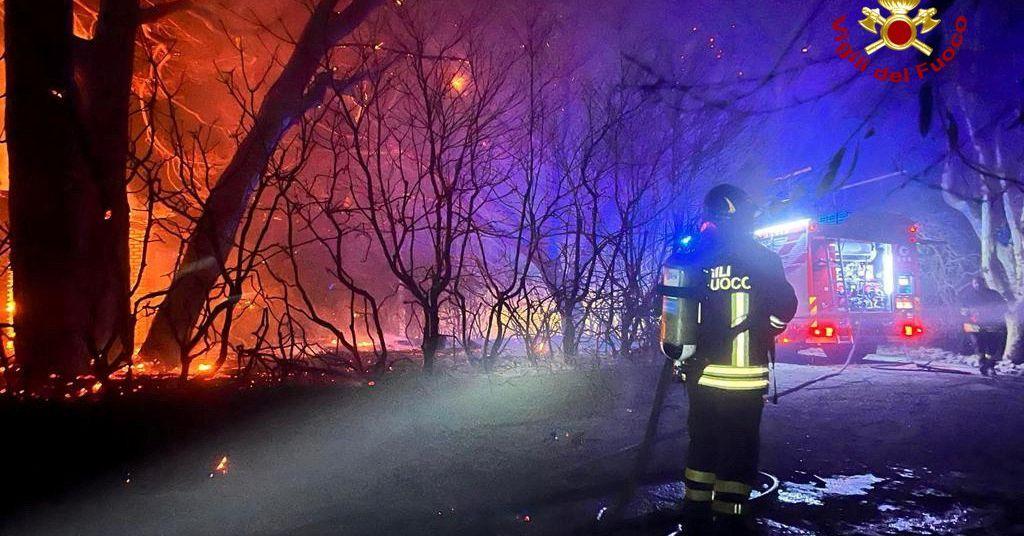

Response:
(755, 218), (812, 238)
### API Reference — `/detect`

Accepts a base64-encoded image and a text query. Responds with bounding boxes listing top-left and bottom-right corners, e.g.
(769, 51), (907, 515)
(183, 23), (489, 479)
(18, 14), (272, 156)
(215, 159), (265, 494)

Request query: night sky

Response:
(552, 0), (1022, 228)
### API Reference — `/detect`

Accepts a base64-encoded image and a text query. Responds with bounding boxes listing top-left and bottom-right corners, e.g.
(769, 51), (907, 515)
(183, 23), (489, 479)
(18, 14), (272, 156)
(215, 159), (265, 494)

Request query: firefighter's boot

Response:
(678, 503), (713, 535)
(713, 512), (760, 536)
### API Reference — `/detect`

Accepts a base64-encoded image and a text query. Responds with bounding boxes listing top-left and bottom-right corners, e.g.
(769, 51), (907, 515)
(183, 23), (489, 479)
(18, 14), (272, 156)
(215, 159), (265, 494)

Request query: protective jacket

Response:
(667, 230), (797, 391)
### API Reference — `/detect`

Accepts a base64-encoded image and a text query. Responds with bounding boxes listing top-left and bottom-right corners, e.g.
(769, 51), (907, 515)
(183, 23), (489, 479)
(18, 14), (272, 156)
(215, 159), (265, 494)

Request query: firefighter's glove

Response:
(673, 359), (688, 382)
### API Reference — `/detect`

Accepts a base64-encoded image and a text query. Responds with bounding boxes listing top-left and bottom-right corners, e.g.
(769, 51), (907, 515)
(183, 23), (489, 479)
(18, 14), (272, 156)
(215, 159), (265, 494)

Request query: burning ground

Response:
(4, 354), (1024, 535)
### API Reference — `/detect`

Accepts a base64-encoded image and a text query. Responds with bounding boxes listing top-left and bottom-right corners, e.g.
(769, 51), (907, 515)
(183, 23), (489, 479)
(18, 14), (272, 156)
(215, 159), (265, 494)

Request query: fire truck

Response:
(755, 211), (925, 362)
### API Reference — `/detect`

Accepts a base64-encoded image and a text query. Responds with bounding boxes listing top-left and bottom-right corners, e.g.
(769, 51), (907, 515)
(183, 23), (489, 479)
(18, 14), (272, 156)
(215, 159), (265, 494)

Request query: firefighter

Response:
(661, 184), (797, 532)
(960, 276), (1007, 376)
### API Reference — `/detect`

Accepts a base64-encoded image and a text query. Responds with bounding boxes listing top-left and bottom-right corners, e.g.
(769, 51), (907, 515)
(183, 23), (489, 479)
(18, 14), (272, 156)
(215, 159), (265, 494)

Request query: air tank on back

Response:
(660, 252), (700, 362)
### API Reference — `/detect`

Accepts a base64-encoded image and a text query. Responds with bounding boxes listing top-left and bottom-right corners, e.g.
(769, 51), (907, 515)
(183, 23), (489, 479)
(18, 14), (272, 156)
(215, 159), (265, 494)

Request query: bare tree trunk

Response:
(1006, 302), (1024, 364)
(560, 305), (578, 360)
(6, 0), (90, 390)
(77, 0), (139, 372)
(422, 302), (441, 374)
(141, 0), (382, 366)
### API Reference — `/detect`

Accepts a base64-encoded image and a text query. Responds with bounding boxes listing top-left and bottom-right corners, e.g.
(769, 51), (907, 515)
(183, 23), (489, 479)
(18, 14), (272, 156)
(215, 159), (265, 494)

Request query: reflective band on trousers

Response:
(684, 488), (713, 502)
(698, 376), (770, 390)
(685, 468), (717, 484)
(712, 500), (745, 515)
(713, 480), (752, 496)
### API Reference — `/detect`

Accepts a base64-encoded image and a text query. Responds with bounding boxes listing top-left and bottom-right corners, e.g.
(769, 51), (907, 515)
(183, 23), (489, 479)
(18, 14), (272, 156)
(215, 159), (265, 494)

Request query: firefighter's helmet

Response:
(703, 184), (757, 231)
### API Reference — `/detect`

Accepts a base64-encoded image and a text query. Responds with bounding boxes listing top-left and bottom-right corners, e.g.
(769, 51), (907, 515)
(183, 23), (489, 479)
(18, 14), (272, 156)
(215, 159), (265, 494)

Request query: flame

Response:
(196, 363), (213, 373)
(450, 74), (469, 93)
(4, 272), (13, 324)
(210, 455), (229, 477)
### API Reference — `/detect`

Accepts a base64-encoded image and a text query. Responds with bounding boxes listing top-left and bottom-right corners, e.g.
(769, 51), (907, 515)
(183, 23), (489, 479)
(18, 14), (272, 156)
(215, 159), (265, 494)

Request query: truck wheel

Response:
(852, 343), (878, 361)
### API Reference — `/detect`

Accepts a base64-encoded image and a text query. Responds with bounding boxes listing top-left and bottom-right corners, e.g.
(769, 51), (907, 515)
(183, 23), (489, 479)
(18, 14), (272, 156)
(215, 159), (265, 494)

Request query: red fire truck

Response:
(755, 212), (925, 362)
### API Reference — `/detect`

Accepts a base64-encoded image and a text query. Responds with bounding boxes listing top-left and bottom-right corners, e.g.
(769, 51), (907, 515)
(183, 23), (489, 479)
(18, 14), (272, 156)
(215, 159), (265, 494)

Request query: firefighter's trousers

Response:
(683, 378), (765, 516)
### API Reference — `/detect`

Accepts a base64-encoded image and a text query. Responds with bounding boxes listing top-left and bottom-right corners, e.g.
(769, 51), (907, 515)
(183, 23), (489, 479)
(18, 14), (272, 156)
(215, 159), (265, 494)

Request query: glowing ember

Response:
(91, 381), (103, 394)
(210, 455), (230, 478)
(450, 74), (469, 93)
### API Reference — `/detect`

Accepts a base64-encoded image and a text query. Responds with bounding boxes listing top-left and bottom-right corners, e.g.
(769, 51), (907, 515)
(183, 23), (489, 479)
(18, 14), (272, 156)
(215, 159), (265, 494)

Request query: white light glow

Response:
(883, 245), (895, 295)
(754, 218), (811, 238)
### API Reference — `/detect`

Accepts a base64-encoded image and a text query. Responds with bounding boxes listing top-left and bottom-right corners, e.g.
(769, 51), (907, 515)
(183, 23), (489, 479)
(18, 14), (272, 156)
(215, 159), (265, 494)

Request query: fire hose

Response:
(771, 338), (858, 401)
(599, 358), (676, 529)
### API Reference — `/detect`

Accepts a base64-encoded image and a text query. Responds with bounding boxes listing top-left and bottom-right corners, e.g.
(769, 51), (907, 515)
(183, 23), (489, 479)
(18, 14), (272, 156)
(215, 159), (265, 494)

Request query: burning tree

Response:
(2, 0), (818, 388)
(140, 0), (385, 367)
(5, 0), (197, 391)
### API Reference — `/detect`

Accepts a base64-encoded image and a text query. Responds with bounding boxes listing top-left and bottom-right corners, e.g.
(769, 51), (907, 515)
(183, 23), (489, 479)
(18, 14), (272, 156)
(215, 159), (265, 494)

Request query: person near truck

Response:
(961, 275), (1007, 376)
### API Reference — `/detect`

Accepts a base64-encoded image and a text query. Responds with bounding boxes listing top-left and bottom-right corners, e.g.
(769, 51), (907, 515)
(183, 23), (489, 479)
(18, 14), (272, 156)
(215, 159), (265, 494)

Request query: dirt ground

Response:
(4, 353), (1024, 535)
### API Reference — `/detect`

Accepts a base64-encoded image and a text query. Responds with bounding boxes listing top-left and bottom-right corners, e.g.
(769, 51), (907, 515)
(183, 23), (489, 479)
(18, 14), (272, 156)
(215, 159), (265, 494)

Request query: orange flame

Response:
(450, 74), (469, 94)
(211, 455), (229, 477)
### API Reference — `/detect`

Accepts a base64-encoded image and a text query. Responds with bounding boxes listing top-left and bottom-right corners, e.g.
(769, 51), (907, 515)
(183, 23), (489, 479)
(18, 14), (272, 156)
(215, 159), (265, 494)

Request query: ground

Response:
(4, 351), (1024, 535)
